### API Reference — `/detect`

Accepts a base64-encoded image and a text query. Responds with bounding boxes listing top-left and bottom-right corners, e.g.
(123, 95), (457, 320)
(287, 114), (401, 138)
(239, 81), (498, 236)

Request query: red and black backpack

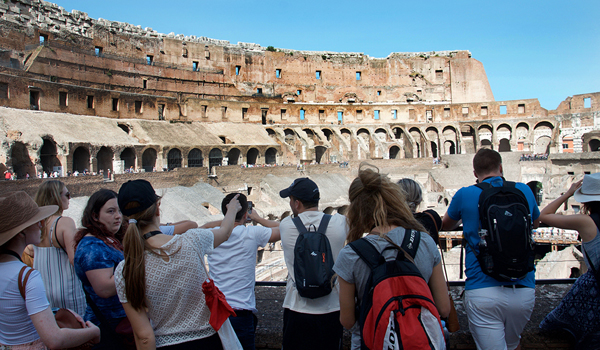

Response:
(349, 230), (445, 350)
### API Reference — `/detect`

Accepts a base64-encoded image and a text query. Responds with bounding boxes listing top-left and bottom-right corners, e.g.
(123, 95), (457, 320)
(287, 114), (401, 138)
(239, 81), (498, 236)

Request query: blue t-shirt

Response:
(74, 236), (126, 324)
(447, 176), (540, 290)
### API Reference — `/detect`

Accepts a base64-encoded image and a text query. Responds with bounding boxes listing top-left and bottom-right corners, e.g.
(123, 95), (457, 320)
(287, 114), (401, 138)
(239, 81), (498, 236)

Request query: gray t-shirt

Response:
(583, 228), (600, 270)
(333, 227), (441, 350)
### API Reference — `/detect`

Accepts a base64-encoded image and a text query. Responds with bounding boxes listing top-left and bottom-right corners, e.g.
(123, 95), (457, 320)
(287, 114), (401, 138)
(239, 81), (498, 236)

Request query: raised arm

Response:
(248, 209), (280, 242)
(211, 194), (241, 248)
(164, 220), (198, 235)
(540, 180), (597, 242)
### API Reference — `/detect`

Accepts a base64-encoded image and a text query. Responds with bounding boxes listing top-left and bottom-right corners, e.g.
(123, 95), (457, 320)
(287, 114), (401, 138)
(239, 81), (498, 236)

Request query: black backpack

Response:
(292, 214), (335, 299)
(473, 180), (535, 282)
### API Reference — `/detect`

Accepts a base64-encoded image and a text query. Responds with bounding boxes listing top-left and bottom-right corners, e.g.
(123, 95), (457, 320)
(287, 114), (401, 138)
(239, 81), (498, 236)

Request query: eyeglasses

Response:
(65, 192), (71, 199)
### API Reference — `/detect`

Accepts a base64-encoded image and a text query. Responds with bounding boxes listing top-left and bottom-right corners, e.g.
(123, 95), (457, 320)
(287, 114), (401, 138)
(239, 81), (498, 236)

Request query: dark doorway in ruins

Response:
(498, 139), (511, 152)
(40, 139), (61, 176)
(322, 128), (333, 141)
(315, 146), (327, 164)
(30, 90), (40, 110)
(142, 148), (157, 172)
(167, 148), (182, 170)
(10, 142), (35, 179)
(389, 146), (400, 159)
(96, 147), (114, 177)
(480, 139), (493, 149)
(590, 139), (600, 152)
(247, 148), (259, 165)
(227, 148), (240, 165)
(527, 181), (543, 206)
(188, 148), (203, 167)
(444, 140), (456, 155)
(209, 148), (222, 170)
(265, 148), (277, 165)
(261, 109), (268, 125)
(120, 147), (136, 170)
(430, 142), (438, 158)
(72, 147), (90, 173)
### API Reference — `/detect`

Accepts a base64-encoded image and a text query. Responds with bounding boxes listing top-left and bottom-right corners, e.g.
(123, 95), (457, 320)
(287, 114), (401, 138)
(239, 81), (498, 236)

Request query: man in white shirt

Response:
(206, 193), (280, 350)
(279, 178), (347, 350)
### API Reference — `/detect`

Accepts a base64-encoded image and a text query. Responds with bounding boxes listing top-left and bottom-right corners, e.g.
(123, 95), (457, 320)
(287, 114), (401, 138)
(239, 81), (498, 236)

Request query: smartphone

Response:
(247, 201), (253, 222)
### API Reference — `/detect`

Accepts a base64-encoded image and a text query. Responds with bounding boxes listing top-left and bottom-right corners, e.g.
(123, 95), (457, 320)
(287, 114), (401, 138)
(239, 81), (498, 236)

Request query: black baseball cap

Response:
(279, 178), (320, 202)
(118, 179), (158, 216)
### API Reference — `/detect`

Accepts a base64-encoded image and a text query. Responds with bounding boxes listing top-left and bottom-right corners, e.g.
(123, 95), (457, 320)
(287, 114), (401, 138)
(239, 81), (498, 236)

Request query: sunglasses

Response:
(65, 192), (71, 199)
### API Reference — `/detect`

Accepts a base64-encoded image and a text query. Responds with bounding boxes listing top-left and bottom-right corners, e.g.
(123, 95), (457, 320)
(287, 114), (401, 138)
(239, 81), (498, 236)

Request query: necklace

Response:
(143, 230), (163, 240)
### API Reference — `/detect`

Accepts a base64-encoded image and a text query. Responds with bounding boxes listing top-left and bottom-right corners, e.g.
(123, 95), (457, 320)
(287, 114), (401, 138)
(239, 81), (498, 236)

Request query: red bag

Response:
(202, 278), (236, 331)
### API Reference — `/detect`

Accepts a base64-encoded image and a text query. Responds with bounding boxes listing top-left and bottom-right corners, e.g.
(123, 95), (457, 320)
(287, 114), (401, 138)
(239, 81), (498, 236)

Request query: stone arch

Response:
(534, 122), (554, 154)
(266, 128), (276, 138)
(340, 128), (352, 139)
(589, 139), (600, 152)
(72, 146), (90, 173)
(284, 128), (295, 144)
(497, 124), (512, 152)
(96, 146), (114, 176)
(265, 147), (277, 165)
(227, 148), (240, 165)
(442, 126), (458, 155)
(516, 122), (531, 152)
(315, 146), (327, 163)
(375, 128), (388, 142)
(209, 148), (223, 169)
(247, 148), (259, 165)
(120, 147), (136, 171)
(430, 142), (438, 158)
(40, 138), (61, 176)
(322, 128), (333, 141)
(167, 148), (182, 170)
(357, 128), (370, 138)
(389, 145), (400, 159)
(10, 142), (35, 179)
(478, 124), (493, 150)
(142, 148), (157, 172)
(188, 148), (203, 167)
(392, 127), (405, 140)
(303, 128), (315, 139)
(409, 127), (424, 158)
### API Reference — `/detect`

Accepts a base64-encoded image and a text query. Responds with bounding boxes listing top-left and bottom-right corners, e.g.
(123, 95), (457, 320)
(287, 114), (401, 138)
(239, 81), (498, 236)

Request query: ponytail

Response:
(122, 202), (159, 311)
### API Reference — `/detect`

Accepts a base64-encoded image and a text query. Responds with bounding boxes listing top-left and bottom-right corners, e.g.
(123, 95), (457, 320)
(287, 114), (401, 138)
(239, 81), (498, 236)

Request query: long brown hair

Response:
(35, 180), (64, 241)
(122, 201), (159, 311)
(346, 163), (426, 243)
(74, 189), (125, 251)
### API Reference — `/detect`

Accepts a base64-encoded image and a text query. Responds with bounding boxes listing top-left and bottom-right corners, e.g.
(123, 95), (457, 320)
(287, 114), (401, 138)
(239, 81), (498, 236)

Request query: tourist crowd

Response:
(2, 149), (600, 350)
(520, 153), (549, 161)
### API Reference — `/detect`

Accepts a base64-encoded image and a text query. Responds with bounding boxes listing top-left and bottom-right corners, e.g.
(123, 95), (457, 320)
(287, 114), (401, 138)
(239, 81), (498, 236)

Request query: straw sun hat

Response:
(0, 191), (58, 246)
(574, 173), (600, 204)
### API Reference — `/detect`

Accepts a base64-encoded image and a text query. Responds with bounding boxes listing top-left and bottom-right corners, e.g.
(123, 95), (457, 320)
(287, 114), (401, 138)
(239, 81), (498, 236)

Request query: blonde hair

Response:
(35, 180), (64, 240)
(397, 178), (423, 213)
(122, 201), (159, 311)
(346, 163), (426, 243)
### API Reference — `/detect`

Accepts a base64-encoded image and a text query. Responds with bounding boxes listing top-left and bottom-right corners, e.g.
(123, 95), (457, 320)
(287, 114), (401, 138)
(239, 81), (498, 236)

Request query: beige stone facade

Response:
(0, 0), (598, 178)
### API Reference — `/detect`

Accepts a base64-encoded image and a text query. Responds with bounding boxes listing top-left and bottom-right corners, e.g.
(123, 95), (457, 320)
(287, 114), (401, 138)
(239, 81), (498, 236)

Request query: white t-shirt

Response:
(0, 261), (49, 345)
(279, 211), (348, 314)
(207, 224), (272, 312)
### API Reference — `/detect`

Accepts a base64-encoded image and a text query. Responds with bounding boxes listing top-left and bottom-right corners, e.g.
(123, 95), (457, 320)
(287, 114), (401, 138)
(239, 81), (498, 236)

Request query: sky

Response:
(52, 0), (600, 110)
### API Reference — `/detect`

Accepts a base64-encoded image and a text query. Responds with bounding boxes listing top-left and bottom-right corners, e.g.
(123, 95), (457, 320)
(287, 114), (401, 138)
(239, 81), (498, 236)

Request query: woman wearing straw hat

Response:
(539, 173), (600, 348)
(114, 180), (241, 349)
(0, 191), (100, 349)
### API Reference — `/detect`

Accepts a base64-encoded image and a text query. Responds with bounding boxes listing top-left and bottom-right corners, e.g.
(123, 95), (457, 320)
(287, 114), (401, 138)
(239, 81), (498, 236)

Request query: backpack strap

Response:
(292, 216), (308, 235)
(316, 214), (331, 235)
(585, 213), (600, 276)
(349, 238), (381, 270)
(18, 266), (34, 300)
(475, 182), (492, 191)
(400, 229), (420, 259)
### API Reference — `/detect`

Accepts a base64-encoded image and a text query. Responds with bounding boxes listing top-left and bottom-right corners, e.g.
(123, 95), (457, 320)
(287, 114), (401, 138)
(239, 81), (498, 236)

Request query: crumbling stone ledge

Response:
(255, 284), (575, 349)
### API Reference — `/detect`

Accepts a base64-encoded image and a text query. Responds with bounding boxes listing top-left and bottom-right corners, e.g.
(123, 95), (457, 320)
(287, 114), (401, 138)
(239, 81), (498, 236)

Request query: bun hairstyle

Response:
(346, 163), (426, 243)
(397, 178), (423, 213)
(118, 180), (160, 311)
